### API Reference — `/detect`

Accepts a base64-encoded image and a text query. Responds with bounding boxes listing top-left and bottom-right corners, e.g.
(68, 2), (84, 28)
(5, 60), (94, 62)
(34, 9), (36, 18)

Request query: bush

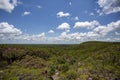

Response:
(49, 65), (56, 76)
(59, 63), (69, 72)
(66, 70), (78, 80)
(2, 49), (25, 64)
(32, 50), (50, 60)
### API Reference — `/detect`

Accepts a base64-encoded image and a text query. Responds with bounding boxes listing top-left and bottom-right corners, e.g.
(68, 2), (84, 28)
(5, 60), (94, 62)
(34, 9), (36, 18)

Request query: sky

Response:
(0, 0), (120, 44)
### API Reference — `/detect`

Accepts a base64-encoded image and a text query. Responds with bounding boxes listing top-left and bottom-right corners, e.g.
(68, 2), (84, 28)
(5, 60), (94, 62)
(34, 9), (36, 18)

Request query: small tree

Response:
(49, 65), (56, 76)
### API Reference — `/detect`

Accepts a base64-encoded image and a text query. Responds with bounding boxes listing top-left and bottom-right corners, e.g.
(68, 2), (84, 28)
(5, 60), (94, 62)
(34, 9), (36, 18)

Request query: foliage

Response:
(0, 41), (120, 80)
(66, 70), (78, 80)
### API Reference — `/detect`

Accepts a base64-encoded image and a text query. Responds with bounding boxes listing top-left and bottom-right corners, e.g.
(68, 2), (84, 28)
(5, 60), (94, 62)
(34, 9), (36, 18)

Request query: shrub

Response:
(49, 65), (56, 76)
(59, 63), (69, 72)
(66, 70), (78, 80)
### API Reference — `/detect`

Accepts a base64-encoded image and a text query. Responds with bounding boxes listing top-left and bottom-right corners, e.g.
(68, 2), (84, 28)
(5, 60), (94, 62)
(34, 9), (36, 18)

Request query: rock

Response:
(87, 77), (92, 80)
(52, 70), (59, 80)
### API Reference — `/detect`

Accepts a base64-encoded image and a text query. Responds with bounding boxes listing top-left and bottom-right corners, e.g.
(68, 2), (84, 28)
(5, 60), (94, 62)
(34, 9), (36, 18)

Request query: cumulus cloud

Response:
(0, 20), (120, 43)
(66, 29), (70, 33)
(90, 12), (94, 16)
(34, 32), (45, 38)
(0, 22), (22, 35)
(69, 2), (72, 6)
(17, 32), (46, 42)
(74, 20), (100, 29)
(23, 11), (31, 16)
(74, 16), (79, 21)
(59, 32), (79, 41)
(48, 30), (54, 33)
(57, 11), (70, 17)
(50, 28), (120, 43)
(115, 32), (120, 35)
(28, 32), (45, 41)
(93, 20), (120, 35)
(56, 31), (99, 42)
(37, 5), (42, 9)
(97, 0), (120, 15)
(57, 22), (70, 30)
(0, 0), (18, 13)
(0, 22), (22, 41)
(0, 22), (46, 42)
(93, 26), (106, 35)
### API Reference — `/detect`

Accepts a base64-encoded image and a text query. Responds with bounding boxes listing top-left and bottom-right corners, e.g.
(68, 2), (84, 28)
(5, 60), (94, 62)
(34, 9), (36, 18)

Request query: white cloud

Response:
(48, 30), (120, 43)
(23, 11), (31, 16)
(74, 20), (100, 29)
(57, 31), (99, 42)
(0, 22), (22, 35)
(18, 32), (46, 41)
(0, 20), (120, 44)
(57, 11), (70, 17)
(90, 12), (94, 16)
(60, 32), (67, 36)
(28, 32), (45, 41)
(115, 32), (120, 35)
(66, 29), (70, 33)
(57, 22), (70, 30)
(36, 32), (45, 37)
(0, 0), (18, 13)
(37, 5), (42, 8)
(0, 22), (46, 42)
(0, 22), (22, 41)
(93, 26), (106, 35)
(0, 22), (47, 43)
(96, 9), (103, 16)
(74, 16), (79, 21)
(69, 2), (72, 6)
(93, 20), (120, 35)
(97, 0), (120, 15)
(48, 30), (54, 33)
(17, 1), (22, 5)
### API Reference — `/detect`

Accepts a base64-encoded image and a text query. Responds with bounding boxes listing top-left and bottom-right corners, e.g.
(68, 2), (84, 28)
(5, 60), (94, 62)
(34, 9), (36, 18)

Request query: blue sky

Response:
(0, 0), (120, 44)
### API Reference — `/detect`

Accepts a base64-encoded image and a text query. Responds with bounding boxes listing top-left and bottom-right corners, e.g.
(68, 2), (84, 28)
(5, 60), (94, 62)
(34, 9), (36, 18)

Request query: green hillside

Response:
(0, 41), (120, 80)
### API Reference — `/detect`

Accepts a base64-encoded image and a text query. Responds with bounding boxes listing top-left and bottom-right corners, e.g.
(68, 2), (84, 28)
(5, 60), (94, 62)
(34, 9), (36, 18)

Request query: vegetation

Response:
(0, 41), (120, 80)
